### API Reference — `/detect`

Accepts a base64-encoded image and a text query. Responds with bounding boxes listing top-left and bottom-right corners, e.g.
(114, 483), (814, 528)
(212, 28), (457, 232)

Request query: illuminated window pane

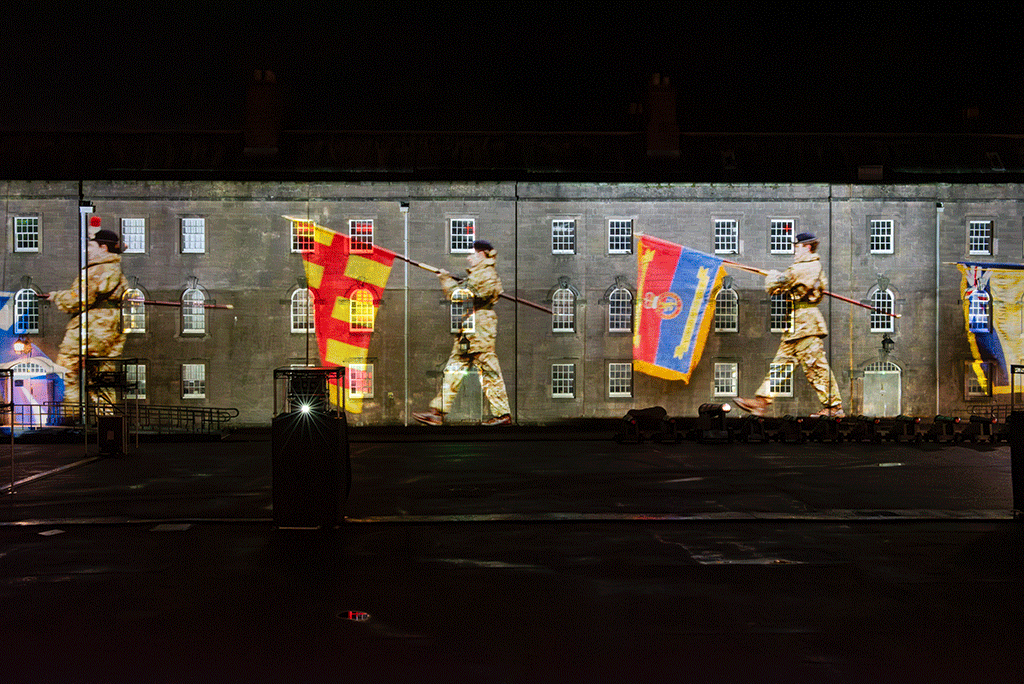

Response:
(125, 364), (147, 400)
(715, 288), (738, 332)
(770, 293), (793, 333)
(969, 220), (992, 255)
(714, 362), (738, 397)
(451, 287), (475, 333)
(551, 363), (575, 398)
(14, 217), (39, 252)
(182, 288), (205, 334)
(450, 219), (475, 253)
(768, 362), (794, 397)
(608, 287), (632, 332)
(121, 218), (146, 253)
(552, 288), (575, 332)
(968, 290), (990, 333)
(552, 220), (576, 254)
(350, 219), (373, 253)
(608, 362), (633, 398)
(608, 219), (633, 254)
(122, 288), (146, 333)
(181, 218), (205, 253)
(714, 219), (738, 254)
(182, 364), (206, 399)
(870, 289), (895, 332)
(965, 361), (992, 398)
(348, 363), (374, 399)
(870, 220), (894, 254)
(291, 220), (314, 253)
(291, 289), (314, 333)
(14, 289), (39, 334)
(770, 220), (794, 255)
(350, 289), (375, 331)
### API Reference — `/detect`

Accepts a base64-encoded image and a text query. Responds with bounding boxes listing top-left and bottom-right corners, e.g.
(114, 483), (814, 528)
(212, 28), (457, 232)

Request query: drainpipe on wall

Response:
(401, 201), (410, 426)
(935, 201), (944, 416)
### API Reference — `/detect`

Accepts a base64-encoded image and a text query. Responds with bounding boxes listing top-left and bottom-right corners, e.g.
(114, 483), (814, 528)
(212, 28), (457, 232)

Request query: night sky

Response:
(4, 2), (1019, 134)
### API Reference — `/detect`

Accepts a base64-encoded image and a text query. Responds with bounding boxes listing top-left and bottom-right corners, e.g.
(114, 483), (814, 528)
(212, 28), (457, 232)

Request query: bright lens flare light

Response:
(300, 404), (312, 414)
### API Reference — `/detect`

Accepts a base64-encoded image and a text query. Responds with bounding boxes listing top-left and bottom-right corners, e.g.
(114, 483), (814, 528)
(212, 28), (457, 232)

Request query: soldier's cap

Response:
(473, 240), (495, 253)
(92, 229), (123, 253)
(793, 232), (817, 244)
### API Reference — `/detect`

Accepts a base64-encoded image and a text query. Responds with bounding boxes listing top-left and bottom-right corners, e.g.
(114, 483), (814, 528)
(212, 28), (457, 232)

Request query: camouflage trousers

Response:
(55, 312), (127, 414)
(429, 349), (511, 417)
(755, 335), (842, 408)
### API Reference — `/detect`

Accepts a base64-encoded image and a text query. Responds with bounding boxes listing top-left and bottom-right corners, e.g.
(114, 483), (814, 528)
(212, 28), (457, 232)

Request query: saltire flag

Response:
(634, 235), (726, 382)
(298, 221), (395, 413)
(957, 261), (1024, 394)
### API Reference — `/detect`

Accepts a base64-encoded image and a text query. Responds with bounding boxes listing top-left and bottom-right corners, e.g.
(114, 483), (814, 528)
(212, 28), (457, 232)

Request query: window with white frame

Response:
(181, 218), (205, 253)
(552, 220), (576, 254)
(768, 362), (794, 397)
(608, 362), (633, 398)
(290, 289), (314, 333)
(451, 287), (475, 333)
(14, 289), (39, 334)
(182, 288), (206, 334)
(450, 219), (476, 253)
(965, 360), (992, 398)
(869, 219), (894, 254)
(770, 220), (794, 255)
(122, 288), (146, 333)
(182, 364), (206, 399)
(14, 217), (39, 253)
(551, 363), (576, 398)
(967, 289), (991, 333)
(870, 289), (895, 332)
(968, 220), (993, 256)
(714, 362), (738, 397)
(291, 220), (314, 253)
(608, 219), (633, 254)
(125, 363), (147, 400)
(714, 219), (738, 255)
(350, 288), (375, 331)
(770, 293), (793, 333)
(348, 362), (374, 399)
(552, 287), (575, 332)
(350, 219), (373, 253)
(120, 218), (146, 254)
(608, 287), (633, 332)
(714, 287), (738, 332)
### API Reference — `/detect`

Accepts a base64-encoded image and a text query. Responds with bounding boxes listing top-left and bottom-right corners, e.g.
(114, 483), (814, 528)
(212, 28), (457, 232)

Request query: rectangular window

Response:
(969, 220), (993, 256)
(450, 219), (476, 253)
(869, 219), (894, 254)
(608, 362), (633, 398)
(768, 362), (794, 397)
(714, 362), (738, 397)
(291, 220), (314, 253)
(552, 220), (576, 254)
(770, 293), (793, 333)
(182, 364), (206, 399)
(551, 363), (576, 398)
(714, 219), (738, 255)
(181, 218), (206, 253)
(350, 219), (373, 253)
(348, 363), (374, 399)
(608, 219), (633, 254)
(121, 218), (146, 254)
(769, 220), (794, 255)
(14, 217), (40, 253)
(965, 361), (992, 398)
(125, 364), (147, 400)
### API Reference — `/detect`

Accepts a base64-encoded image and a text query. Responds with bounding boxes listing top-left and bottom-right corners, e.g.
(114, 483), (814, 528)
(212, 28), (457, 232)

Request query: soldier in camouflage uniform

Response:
(413, 240), (512, 426)
(736, 232), (844, 418)
(43, 229), (129, 417)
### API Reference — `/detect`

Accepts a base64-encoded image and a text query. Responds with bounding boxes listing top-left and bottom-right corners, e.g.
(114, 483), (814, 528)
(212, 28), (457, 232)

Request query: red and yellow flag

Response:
(298, 220), (395, 413)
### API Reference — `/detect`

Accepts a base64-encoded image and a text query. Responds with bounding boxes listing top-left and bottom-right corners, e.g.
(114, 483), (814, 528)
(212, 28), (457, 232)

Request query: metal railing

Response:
(14, 402), (238, 435)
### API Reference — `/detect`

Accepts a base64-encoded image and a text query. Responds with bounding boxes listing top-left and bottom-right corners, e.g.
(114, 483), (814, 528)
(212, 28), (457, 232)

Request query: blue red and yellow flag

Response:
(634, 236), (726, 382)
(957, 261), (1024, 394)
(299, 221), (395, 413)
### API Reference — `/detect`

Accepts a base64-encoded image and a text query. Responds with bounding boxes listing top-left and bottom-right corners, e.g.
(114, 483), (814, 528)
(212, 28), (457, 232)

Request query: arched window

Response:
(14, 289), (39, 334)
(350, 289), (375, 331)
(182, 288), (205, 334)
(714, 287), (738, 332)
(870, 289), (895, 332)
(608, 287), (633, 333)
(451, 287), (475, 333)
(552, 287), (575, 332)
(968, 289), (991, 333)
(122, 288), (146, 334)
(290, 289), (314, 333)
(769, 293), (792, 333)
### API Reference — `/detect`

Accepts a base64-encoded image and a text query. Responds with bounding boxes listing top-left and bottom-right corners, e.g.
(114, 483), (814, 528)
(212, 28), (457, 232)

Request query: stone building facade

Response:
(3, 179), (1021, 425)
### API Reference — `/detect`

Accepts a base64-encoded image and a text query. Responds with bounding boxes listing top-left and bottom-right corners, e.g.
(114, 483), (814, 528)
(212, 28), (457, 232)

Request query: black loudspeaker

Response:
(271, 411), (349, 528)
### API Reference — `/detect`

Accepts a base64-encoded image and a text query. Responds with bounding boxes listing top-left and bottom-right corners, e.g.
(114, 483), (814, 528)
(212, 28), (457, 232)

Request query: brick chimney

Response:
(645, 73), (680, 158)
(244, 70), (282, 158)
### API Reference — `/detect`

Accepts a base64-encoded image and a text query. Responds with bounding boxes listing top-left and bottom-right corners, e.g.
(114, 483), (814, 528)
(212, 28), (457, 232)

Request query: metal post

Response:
(401, 201), (409, 426)
(1011, 366), (1024, 519)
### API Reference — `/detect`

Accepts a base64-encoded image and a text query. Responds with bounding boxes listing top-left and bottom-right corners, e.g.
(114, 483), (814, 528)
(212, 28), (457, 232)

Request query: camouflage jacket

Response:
(439, 254), (503, 354)
(51, 252), (129, 326)
(765, 252), (828, 342)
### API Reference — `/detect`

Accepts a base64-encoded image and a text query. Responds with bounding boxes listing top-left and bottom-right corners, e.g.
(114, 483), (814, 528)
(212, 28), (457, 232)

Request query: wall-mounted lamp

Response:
(13, 336), (31, 356)
(881, 334), (894, 355)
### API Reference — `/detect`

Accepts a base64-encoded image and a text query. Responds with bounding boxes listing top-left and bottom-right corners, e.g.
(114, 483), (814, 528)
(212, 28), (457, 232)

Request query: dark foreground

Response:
(0, 428), (1020, 683)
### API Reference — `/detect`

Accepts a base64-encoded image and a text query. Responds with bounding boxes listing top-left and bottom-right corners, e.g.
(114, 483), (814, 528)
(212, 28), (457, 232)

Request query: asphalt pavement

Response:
(0, 425), (1020, 683)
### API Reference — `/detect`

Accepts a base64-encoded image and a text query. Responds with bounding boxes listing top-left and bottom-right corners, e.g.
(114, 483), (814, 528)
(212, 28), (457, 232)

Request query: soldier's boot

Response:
(482, 414), (512, 426)
(735, 397), (769, 416)
(413, 408), (445, 426)
(811, 406), (845, 418)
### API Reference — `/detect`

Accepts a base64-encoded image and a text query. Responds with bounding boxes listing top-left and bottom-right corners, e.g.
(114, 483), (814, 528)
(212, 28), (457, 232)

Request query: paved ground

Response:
(1, 427), (1021, 683)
